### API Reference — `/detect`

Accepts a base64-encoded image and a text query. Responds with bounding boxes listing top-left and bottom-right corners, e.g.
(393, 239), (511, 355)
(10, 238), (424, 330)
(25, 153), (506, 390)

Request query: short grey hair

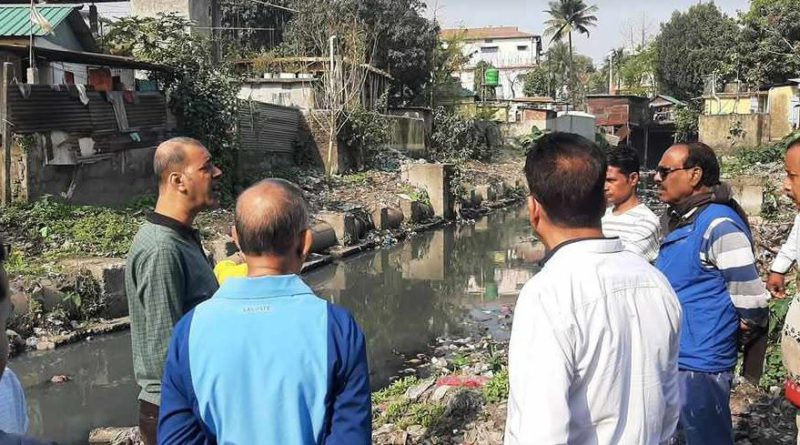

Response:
(235, 179), (310, 256)
(153, 137), (204, 184)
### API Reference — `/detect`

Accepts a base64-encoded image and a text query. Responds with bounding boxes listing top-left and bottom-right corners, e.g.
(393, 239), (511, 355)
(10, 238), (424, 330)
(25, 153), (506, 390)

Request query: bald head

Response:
(235, 179), (310, 256)
(154, 137), (204, 186)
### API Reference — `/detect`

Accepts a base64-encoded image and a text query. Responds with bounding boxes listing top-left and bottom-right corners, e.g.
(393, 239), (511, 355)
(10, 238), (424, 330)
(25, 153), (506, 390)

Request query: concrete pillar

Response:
(401, 163), (455, 219)
(474, 184), (493, 202)
(316, 212), (359, 246)
(370, 205), (404, 230)
(729, 177), (764, 218)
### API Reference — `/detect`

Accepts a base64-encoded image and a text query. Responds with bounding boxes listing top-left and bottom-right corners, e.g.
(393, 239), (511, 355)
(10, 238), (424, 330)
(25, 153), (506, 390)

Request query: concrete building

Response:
(699, 80), (800, 154)
(440, 26), (541, 100)
(131, 0), (219, 35)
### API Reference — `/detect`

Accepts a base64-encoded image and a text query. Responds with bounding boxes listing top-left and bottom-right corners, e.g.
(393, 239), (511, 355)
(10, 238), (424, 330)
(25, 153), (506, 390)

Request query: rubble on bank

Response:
(370, 301), (798, 445)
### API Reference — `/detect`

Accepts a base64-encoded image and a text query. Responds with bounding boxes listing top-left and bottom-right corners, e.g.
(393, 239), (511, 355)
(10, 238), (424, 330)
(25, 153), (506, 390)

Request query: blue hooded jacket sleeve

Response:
(325, 304), (372, 445)
(157, 310), (215, 445)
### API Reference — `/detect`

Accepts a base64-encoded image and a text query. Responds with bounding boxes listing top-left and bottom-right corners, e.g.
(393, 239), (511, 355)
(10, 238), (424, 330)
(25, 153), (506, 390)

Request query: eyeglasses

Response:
(655, 166), (692, 179)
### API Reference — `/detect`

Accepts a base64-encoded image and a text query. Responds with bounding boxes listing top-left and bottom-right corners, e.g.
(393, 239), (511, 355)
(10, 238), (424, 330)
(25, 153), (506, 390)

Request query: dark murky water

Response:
(9, 206), (539, 444)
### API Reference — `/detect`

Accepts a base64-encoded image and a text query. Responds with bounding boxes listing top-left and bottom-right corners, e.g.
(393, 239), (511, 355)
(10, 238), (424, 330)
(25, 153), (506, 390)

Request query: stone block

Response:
(474, 184), (497, 203)
(67, 258), (128, 318)
(400, 198), (425, 223)
(729, 177), (764, 217)
(316, 211), (359, 246)
(401, 163), (455, 219)
(370, 205), (404, 230)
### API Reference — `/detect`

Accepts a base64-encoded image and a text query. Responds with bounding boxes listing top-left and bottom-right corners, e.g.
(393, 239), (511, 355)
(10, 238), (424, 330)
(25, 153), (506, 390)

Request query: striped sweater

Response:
(602, 204), (662, 262)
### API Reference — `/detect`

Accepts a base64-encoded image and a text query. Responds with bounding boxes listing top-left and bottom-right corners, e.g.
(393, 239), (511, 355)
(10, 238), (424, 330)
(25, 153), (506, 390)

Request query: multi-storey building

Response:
(440, 26), (541, 100)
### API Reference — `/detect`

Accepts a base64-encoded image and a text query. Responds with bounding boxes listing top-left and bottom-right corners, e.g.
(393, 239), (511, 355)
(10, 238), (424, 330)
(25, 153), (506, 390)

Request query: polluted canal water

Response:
(11, 206), (541, 444)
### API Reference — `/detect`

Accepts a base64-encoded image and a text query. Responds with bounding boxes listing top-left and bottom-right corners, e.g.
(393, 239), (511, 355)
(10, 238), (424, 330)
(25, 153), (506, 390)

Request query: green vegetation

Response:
(0, 197), (144, 272)
(430, 108), (502, 163)
(543, 0), (599, 106)
(761, 282), (795, 389)
(372, 376), (420, 406)
(482, 368), (509, 404)
(102, 13), (240, 193)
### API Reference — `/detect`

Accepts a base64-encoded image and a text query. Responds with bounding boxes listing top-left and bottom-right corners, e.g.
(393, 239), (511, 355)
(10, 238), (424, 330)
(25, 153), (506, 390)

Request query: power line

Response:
(192, 26), (277, 31)
(241, 0), (298, 13)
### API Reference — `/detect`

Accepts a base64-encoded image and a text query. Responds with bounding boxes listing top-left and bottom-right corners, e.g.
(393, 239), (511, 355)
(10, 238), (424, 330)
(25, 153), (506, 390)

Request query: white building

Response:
(440, 26), (541, 100)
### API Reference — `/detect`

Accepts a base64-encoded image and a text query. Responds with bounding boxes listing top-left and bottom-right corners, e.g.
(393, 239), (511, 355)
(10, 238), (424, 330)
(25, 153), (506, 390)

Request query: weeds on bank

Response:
(372, 376), (420, 406)
(0, 196), (146, 277)
(482, 368), (509, 404)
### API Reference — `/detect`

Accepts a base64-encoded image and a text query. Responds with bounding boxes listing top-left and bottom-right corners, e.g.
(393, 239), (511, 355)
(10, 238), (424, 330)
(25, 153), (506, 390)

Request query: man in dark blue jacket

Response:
(158, 179), (371, 444)
(654, 142), (770, 445)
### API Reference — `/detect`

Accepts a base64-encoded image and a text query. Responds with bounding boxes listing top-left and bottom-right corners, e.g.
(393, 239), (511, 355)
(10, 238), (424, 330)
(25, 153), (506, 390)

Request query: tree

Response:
(617, 45), (656, 96)
(736, 0), (800, 86)
(543, 0), (598, 104)
(473, 61), (497, 101)
(523, 66), (551, 97)
(619, 13), (656, 51)
(653, 3), (739, 100)
(102, 13), (240, 189)
(276, 0), (435, 105)
(428, 34), (472, 106)
(524, 42), (593, 100)
(220, 0), (293, 57)
(365, 0), (437, 104)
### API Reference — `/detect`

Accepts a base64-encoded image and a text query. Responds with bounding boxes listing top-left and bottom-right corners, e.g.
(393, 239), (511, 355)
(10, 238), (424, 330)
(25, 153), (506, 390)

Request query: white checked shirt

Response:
(504, 238), (682, 445)
(0, 367), (28, 434)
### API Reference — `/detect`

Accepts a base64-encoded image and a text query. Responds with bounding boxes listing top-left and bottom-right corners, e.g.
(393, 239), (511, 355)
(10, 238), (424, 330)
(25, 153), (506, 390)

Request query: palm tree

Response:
(543, 0), (598, 99)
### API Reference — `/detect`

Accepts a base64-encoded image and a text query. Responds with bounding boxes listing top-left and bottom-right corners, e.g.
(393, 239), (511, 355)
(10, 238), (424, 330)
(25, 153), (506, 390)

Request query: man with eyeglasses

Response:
(654, 142), (770, 445)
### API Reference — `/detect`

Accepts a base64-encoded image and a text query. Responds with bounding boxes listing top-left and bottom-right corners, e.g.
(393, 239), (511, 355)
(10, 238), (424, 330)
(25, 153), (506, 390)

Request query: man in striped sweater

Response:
(602, 146), (661, 262)
(655, 142), (770, 445)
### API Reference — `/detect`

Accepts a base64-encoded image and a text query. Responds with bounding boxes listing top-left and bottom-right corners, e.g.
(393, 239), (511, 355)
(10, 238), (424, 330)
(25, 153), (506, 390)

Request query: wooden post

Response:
(1, 62), (12, 205)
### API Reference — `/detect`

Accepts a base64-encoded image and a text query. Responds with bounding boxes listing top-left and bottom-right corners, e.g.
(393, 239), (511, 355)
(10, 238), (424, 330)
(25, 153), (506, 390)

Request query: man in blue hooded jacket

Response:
(655, 142), (770, 445)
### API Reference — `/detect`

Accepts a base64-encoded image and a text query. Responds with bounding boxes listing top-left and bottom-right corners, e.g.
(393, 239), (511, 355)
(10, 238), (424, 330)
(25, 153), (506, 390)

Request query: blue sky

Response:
(431, 0), (750, 63)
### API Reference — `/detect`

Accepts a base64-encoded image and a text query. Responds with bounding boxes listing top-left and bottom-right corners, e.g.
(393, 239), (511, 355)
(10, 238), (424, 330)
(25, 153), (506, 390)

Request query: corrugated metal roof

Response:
(0, 5), (78, 37)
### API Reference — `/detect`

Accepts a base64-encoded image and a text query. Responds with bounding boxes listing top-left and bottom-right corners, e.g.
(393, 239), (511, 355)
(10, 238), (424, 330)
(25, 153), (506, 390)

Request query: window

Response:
(481, 46), (499, 54)
(64, 71), (75, 85)
(485, 39), (494, 43)
(517, 45), (529, 51)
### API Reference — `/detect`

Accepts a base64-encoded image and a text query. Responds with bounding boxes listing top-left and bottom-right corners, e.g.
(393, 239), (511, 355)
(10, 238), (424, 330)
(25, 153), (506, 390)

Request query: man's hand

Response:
(767, 272), (787, 299)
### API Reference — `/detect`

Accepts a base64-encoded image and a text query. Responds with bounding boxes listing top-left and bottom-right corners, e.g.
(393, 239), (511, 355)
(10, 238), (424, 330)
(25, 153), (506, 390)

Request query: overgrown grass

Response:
(0, 196), (145, 274)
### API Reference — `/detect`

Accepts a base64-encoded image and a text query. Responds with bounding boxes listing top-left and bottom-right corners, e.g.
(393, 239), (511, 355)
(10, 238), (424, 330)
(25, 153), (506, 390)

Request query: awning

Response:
(0, 43), (169, 71)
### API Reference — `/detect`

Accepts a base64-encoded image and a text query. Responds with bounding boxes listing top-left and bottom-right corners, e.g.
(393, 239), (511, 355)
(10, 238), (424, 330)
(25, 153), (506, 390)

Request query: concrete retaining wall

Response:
(401, 163), (455, 220)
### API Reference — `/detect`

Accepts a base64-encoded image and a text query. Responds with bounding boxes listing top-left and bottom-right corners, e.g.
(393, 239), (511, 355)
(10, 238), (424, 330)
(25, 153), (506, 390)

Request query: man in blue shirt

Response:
(158, 179), (371, 444)
(655, 142), (770, 445)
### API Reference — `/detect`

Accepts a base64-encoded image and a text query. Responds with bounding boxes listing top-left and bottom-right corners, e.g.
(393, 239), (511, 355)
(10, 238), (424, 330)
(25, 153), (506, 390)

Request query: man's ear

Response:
(527, 195), (541, 227)
(689, 167), (704, 188)
(299, 229), (313, 258)
(231, 225), (241, 251)
(629, 172), (640, 187)
(168, 171), (186, 192)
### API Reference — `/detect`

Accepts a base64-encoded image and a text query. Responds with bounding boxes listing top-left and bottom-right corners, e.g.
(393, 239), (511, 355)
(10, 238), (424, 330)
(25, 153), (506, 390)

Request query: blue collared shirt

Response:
(158, 274), (371, 444)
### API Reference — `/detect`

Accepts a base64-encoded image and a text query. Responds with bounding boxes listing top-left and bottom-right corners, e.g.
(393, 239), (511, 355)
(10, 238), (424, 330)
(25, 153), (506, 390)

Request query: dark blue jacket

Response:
(656, 204), (750, 372)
